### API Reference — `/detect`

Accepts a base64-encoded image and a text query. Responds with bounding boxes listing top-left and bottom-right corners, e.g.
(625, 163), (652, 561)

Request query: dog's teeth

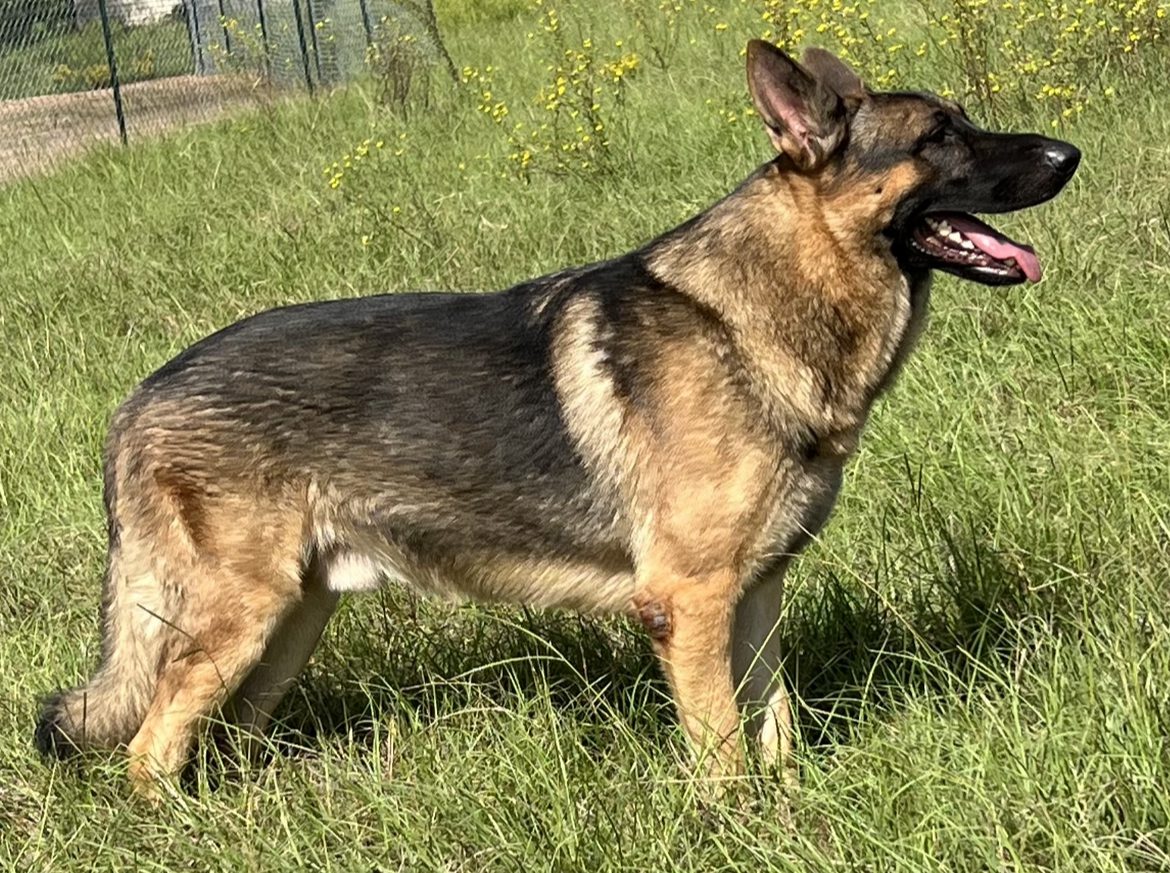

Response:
(959, 238), (975, 250)
(937, 221), (952, 235)
(946, 230), (964, 244)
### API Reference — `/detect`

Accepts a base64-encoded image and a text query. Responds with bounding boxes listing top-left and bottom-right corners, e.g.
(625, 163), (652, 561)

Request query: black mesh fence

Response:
(0, 0), (452, 182)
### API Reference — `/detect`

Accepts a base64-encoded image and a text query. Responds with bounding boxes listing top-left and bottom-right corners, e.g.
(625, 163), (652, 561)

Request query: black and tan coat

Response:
(36, 41), (1079, 798)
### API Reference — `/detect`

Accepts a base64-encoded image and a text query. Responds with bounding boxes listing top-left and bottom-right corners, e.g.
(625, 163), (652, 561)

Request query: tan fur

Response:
(224, 568), (339, 760)
(618, 122), (936, 782)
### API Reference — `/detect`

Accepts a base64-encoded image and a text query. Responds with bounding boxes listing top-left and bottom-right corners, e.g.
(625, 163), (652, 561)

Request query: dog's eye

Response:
(919, 114), (952, 147)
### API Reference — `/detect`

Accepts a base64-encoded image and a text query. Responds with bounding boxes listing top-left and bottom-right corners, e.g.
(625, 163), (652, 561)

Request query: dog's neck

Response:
(642, 164), (927, 444)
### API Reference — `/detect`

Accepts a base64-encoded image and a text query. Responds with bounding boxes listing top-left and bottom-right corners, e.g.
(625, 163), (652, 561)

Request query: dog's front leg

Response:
(634, 568), (743, 786)
(732, 567), (797, 789)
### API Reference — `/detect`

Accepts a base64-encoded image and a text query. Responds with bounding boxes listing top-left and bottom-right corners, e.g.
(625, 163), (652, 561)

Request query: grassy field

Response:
(1, 0), (1168, 869)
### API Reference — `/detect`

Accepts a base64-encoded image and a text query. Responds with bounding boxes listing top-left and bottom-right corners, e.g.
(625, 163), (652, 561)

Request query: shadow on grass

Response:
(248, 502), (1083, 764)
(263, 596), (674, 755)
(781, 512), (1073, 749)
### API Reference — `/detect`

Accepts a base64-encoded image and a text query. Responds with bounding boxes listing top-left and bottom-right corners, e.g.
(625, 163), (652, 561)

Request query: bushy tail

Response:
(34, 550), (164, 758)
(36, 438), (163, 758)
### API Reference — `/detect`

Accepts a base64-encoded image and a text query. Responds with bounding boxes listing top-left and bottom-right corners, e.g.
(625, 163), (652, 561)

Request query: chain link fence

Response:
(0, 0), (452, 182)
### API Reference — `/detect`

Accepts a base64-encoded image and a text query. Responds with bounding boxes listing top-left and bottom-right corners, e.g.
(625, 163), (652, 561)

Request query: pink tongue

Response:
(943, 215), (1043, 283)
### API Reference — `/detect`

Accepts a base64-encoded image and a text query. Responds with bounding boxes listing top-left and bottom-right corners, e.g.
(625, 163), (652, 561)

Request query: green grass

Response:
(1, 1), (1169, 870)
(0, 20), (194, 99)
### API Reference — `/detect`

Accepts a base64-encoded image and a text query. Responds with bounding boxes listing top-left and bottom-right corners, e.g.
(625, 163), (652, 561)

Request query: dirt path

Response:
(0, 74), (269, 185)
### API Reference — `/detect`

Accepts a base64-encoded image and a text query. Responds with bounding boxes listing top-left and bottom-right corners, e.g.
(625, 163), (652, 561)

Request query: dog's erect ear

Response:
(800, 47), (866, 107)
(746, 39), (848, 171)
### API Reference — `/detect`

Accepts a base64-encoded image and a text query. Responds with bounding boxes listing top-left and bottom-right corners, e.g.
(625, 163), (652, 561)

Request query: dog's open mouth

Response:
(909, 213), (1042, 285)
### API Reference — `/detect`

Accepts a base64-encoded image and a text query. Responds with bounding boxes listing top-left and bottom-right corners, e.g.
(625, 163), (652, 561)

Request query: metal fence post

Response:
(95, 0), (127, 145)
(291, 0), (315, 94)
(358, 0), (373, 48)
(182, 0), (201, 75)
(189, 0), (207, 74)
(304, 0), (323, 84)
(256, 0), (271, 76)
(216, 0), (232, 57)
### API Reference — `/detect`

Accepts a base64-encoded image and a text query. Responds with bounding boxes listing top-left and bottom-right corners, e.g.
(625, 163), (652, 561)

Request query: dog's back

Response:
(128, 286), (615, 558)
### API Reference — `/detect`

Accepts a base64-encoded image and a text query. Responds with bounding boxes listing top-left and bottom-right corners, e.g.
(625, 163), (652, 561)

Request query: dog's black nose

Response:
(1043, 143), (1081, 178)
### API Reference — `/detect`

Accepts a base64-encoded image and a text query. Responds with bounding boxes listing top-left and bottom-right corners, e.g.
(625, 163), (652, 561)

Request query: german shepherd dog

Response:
(36, 41), (1079, 796)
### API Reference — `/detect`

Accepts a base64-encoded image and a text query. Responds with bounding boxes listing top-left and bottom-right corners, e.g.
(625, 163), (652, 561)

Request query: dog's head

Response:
(746, 40), (1080, 285)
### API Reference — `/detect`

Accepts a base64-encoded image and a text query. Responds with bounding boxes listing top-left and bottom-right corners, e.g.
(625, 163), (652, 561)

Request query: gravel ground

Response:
(0, 74), (269, 185)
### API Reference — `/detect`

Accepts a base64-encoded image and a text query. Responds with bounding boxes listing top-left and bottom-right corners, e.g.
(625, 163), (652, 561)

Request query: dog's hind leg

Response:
(121, 493), (307, 797)
(124, 561), (302, 796)
(223, 565), (339, 761)
(732, 567), (797, 787)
